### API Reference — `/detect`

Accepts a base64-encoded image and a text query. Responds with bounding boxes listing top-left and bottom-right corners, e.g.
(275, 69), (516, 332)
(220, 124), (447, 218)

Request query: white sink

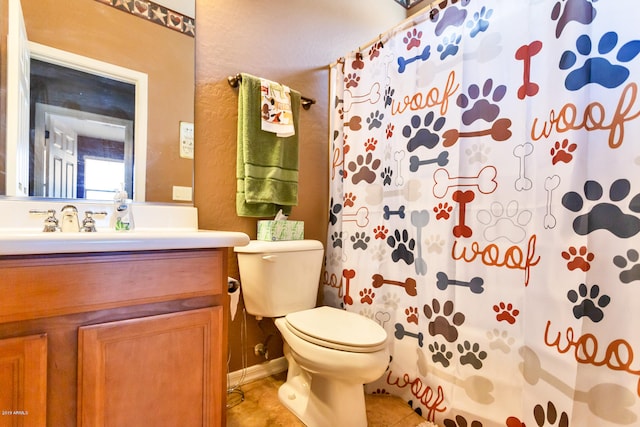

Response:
(0, 200), (249, 255)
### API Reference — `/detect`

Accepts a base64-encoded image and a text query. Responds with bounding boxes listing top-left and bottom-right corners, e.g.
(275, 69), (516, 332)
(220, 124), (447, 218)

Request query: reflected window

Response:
(84, 158), (125, 200)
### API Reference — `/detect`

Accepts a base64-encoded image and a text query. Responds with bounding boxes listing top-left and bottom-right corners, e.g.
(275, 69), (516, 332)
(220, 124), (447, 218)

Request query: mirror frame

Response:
(26, 42), (148, 201)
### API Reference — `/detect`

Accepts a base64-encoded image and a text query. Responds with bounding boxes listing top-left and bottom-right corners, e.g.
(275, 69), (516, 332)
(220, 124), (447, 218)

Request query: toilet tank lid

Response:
(234, 239), (324, 253)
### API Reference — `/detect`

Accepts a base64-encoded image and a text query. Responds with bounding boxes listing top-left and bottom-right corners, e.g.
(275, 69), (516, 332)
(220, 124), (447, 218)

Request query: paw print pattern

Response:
(345, 73), (360, 88)
(367, 111), (384, 130)
(561, 246), (594, 271)
(613, 249), (640, 283)
(437, 32), (462, 60)
(487, 329), (515, 353)
(381, 167), (393, 186)
(561, 179), (640, 238)
(368, 41), (383, 60)
(359, 288), (375, 305)
(405, 306), (419, 325)
(387, 229), (416, 265)
(466, 6), (493, 38)
(458, 341), (487, 369)
(559, 32), (640, 90)
(373, 225), (389, 240)
(432, 2), (469, 36)
(403, 28), (422, 50)
(423, 299), (465, 342)
(425, 234), (445, 254)
(551, 0), (597, 38)
(443, 415), (482, 427)
(465, 143), (491, 164)
(456, 78), (507, 125)
(567, 283), (610, 322)
(382, 292), (400, 310)
(351, 232), (370, 250)
(533, 401), (569, 427)
(493, 302), (520, 324)
(550, 138), (577, 165)
(477, 200), (532, 243)
(343, 192), (356, 208)
(330, 231), (343, 248)
(434, 202), (453, 220)
(385, 123), (395, 139)
(428, 341), (453, 367)
(348, 153), (382, 185)
(364, 137), (378, 152)
(403, 111), (446, 152)
(384, 87), (395, 108)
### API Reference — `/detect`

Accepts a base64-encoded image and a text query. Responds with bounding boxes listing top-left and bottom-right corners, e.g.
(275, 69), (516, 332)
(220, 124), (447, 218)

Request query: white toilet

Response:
(234, 240), (389, 427)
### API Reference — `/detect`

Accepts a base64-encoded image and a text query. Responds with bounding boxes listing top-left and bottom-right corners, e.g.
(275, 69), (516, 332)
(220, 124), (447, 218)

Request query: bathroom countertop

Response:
(0, 229), (250, 256)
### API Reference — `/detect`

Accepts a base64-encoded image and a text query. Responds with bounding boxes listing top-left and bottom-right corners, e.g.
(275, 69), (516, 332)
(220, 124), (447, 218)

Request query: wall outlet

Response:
(172, 185), (193, 201)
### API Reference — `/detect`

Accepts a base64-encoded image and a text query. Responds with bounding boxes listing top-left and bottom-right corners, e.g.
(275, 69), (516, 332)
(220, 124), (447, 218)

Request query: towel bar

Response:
(227, 74), (316, 110)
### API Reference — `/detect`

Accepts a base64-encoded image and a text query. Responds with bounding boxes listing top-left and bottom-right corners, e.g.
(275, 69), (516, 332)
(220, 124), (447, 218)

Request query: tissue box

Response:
(257, 220), (304, 241)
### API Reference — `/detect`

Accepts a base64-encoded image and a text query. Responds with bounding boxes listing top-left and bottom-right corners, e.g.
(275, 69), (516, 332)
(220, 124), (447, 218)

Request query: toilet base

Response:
(278, 349), (368, 427)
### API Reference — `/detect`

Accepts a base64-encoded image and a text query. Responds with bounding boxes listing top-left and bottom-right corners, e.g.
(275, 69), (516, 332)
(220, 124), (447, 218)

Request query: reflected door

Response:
(46, 114), (78, 198)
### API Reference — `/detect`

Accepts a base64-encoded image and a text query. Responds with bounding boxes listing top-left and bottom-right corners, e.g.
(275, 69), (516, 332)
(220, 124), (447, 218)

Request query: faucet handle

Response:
(81, 211), (108, 232)
(29, 209), (59, 232)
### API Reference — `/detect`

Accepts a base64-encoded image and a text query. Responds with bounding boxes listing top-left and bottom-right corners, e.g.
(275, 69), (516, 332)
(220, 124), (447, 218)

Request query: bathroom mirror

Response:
(0, 0), (195, 203)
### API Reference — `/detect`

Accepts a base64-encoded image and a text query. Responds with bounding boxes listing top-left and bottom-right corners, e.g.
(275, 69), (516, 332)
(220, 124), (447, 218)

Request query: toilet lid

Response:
(285, 306), (387, 352)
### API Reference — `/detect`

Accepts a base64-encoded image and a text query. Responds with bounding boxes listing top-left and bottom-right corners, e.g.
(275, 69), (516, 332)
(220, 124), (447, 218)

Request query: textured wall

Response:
(194, 0), (406, 371)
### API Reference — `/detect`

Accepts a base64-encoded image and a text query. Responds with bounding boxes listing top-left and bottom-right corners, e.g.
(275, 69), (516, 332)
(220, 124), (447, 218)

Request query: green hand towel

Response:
(236, 73), (300, 217)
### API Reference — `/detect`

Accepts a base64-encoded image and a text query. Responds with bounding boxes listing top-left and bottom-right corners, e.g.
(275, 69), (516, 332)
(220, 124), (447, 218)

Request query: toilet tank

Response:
(234, 240), (324, 318)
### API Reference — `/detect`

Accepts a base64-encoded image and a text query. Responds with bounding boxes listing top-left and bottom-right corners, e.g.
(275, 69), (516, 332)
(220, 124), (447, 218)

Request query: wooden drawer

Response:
(0, 249), (225, 323)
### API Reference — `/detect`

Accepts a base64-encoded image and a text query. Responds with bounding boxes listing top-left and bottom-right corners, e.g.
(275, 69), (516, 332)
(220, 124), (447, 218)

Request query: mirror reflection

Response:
(1, 0), (195, 203)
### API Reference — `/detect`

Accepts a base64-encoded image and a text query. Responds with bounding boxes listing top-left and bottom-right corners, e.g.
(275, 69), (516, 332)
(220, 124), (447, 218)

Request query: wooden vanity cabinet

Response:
(0, 248), (229, 427)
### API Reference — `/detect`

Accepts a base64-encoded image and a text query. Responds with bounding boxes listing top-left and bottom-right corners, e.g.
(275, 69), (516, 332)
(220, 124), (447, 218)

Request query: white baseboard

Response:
(226, 356), (288, 388)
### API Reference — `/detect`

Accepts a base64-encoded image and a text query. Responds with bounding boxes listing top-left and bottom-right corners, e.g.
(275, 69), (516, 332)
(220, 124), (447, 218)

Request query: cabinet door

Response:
(77, 307), (223, 427)
(0, 334), (47, 427)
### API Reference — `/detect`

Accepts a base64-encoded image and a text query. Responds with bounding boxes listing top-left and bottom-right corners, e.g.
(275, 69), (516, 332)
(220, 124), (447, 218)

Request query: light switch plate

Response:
(179, 121), (194, 159)
(172, 186), (193, 201)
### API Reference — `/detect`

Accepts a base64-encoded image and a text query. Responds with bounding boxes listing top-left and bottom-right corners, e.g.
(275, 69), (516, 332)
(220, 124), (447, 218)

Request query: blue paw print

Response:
(561, 179), (640, 238)
(387, 229), (415, 265)
(456, 78), (507, 126)
(437, 32), (462, 60)
(466, 6), (493, 38)
(559, 32), (640, 90)
(403, 111), (446, 152)
(567, 283), (610, 323)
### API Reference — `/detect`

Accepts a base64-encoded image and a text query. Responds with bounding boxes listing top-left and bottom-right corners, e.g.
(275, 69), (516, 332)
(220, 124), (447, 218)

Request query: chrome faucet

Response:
(60, 205), (80, 232)
(30, 206), (108, 232)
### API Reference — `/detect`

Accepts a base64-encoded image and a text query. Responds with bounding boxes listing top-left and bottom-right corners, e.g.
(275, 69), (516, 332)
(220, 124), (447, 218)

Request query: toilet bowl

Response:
(275, 307), (389, 427)
(234, 240), (389, 427)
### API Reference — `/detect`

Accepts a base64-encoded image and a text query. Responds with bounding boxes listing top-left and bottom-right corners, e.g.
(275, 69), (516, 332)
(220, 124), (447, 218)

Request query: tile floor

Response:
(226, 372), (432, 427)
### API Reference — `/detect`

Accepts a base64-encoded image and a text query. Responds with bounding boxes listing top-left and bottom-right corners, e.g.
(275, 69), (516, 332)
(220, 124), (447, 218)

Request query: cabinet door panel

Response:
(0, 334), (47, 427)
(77, 308), (222, 427)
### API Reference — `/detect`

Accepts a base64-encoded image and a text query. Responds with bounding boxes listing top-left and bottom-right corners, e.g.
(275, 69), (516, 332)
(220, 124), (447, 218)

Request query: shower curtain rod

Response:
(329, 0), (443, 68)
(227, 74), (316, 110)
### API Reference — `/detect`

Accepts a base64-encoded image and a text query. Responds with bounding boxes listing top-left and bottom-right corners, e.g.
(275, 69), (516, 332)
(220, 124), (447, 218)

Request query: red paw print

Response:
(343, 192), (356, 207)
(493, 302), (519, 324)
(364, 138), (378, 152)
(403, 28), (422, 50)
(550, 138), (577, 165)
(373, 225), (389, 239)
(405, 306), (419, 325)
(433, 202), (453, 220)
(386, 123), (395, 139)
(359, 288), (375, 304)
(561, 245), (594, 272)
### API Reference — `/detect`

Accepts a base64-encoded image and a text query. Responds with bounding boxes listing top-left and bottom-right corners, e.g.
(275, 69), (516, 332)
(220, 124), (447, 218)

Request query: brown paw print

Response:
(343, 192), (356, 208)
(405, 306), (419, 324)
(359, 288), (375, 304)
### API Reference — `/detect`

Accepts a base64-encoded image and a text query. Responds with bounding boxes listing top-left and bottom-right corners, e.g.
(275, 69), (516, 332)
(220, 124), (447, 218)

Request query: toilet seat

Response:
(284, 306), (387, 353)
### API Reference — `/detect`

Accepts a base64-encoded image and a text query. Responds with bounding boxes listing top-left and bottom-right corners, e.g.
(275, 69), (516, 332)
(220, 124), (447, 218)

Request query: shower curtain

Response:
(325, 0), (640, 425)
